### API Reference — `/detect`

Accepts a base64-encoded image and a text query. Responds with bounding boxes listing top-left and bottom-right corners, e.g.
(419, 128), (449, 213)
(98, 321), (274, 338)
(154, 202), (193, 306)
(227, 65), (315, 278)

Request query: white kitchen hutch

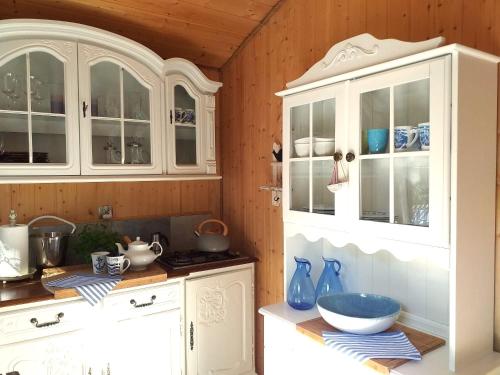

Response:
(267, 34), (500, 373)
(0, 19), (221, 178)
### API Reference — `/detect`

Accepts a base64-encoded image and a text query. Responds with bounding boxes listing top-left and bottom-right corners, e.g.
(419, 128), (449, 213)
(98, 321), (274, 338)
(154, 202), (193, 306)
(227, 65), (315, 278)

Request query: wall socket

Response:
(98, 205), (113, 220)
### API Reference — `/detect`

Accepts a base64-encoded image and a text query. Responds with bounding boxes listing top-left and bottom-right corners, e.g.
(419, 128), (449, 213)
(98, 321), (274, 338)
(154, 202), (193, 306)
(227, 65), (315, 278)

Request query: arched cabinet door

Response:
(78, 43), (162, 175)
(0, 39), (80, 175)
(166, 74), (215, 174)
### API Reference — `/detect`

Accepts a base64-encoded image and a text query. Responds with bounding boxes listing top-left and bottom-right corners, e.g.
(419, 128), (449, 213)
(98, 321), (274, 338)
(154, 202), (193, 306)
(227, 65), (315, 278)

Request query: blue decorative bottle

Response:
(315, 257), (343, 300)
(287, 256), (316, 310)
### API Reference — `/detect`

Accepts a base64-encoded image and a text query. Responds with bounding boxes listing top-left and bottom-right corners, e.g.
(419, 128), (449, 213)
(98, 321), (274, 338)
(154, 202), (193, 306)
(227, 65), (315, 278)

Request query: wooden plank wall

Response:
(219, 0), (500, 373)
(0, 67), (222, 224)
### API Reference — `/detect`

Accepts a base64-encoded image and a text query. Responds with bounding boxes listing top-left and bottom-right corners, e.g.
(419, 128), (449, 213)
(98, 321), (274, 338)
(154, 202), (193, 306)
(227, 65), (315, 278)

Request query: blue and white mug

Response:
(91, 251), (109, 274)
(394, 126), (419, 151)
(106, 254), (131, 275)
(418, 123), (430, 150)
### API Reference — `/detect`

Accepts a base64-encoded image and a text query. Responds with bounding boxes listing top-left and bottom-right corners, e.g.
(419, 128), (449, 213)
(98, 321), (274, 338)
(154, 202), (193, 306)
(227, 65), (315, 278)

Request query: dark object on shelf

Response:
(157, 249), (244, 269)
(0, 152), (48, 163)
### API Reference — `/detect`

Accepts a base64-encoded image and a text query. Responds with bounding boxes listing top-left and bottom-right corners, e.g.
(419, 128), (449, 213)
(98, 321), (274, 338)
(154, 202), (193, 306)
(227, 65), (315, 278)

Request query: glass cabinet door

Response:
(0, 51), (68, 165)
(89, 62), (151, 166)
(353, 59), (447, 235)
(173, 84), (197, 166)
(287, 86), (340, 217)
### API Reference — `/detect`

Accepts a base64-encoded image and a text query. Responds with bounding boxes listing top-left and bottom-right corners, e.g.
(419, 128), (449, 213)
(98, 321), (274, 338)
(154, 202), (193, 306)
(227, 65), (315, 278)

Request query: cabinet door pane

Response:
(125, 121), (151, 164)
(174, 85), (196, 125)
(124, 70), (150, 120)
(312, 99), (335, 157)
(361, 88), (390, 155)
(290, 104), (310, 158)
(313, 160), (334, 215)
(30, 52), (65, 114)
(0, 113), (28, 163)
(290, 161), (309, 212)
(175, 126), (196, 165)
(394, 79), (430, 152)
(360, 158), (389, 222)
(91, 62), (121, 118)
(32, 115), (66, 163)
(394, 156), (429, 226)
(0, 54), (27, 112)
(92, 119), (121, 164)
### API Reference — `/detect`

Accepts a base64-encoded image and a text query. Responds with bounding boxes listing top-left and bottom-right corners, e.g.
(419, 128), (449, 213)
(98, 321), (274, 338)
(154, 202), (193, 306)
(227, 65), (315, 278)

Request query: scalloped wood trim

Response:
(286, 33), (445, 88)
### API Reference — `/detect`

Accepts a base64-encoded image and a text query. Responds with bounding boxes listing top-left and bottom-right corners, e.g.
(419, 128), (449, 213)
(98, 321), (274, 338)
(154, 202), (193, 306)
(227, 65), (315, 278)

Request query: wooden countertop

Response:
(0, 255), (256, 309)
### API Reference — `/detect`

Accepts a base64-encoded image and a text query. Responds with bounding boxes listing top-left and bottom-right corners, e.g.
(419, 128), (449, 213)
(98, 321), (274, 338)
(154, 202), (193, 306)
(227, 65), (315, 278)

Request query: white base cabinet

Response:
(185, 264), (255, 375)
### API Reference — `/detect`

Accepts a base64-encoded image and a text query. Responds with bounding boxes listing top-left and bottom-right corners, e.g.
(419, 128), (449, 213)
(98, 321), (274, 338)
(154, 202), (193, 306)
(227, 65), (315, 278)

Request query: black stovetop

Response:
(156, 250), (244, 269)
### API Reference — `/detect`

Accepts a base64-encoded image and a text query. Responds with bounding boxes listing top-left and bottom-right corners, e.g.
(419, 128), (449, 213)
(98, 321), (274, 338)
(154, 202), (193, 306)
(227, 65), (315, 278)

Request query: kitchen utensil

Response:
(315, 257), (343, 300)
(106, 254), (131, 275)
(91, 251), (109, 274)
(28, 215), (76, 268)
(0, 210), (30, 278)
(194, 219), (230, 252)
(287, 256), (316, 310)
(317, 293), (401, 334)
(115, 236), (163, 271)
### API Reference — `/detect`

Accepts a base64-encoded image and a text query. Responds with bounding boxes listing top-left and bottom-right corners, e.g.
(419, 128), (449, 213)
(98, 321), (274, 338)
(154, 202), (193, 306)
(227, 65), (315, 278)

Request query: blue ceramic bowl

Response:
(317, 293), (401, 334)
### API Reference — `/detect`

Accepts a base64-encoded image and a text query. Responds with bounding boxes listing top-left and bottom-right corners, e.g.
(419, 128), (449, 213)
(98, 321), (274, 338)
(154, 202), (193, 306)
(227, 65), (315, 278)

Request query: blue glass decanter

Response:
(315, 257), (343, 300)
(287, 256), (316, 310)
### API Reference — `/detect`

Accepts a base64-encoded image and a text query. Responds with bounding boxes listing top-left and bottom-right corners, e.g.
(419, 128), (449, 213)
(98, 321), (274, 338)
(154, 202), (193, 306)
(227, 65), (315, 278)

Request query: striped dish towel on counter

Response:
(322, 330), (422, 362)
(46, 274), (122, 306)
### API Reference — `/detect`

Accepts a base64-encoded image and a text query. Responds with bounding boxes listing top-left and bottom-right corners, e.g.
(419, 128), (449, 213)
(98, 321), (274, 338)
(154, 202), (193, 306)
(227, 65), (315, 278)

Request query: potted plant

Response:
(73, 223), (121, 263)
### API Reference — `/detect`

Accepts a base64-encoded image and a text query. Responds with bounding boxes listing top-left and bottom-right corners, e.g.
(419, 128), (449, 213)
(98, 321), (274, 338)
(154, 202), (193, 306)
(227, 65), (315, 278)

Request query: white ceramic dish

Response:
(294, 143), (309, 157)
(294, 137), (312, 144)
(314, 140), (335, 156)
(317, 293), (401, 334)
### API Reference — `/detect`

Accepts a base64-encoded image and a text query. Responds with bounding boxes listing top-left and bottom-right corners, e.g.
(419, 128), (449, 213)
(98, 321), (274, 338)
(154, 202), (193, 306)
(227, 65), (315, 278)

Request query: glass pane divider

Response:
(119, 67), (125, 165)
(358, 154), (392, 160)
(0, 109), (29, 116)
(91, 116), (121, 122)
(174, 122), (196, 128)
(31, 111), (66, 118)
(308, 102), (313, 213)
(26, 53), (33, 164)
(125, 118), (150, 124)
(392, 150), (430, 158)
(389, 86), (395, 224)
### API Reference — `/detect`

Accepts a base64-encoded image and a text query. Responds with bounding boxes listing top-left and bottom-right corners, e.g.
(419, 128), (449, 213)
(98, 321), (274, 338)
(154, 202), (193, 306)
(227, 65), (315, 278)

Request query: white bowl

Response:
(294, 137), (312, 144)
(314, 140), (335, 156)
(317, 293), (401, 335)
(315, 137), (335, 142)
(294, 143), (310, 157)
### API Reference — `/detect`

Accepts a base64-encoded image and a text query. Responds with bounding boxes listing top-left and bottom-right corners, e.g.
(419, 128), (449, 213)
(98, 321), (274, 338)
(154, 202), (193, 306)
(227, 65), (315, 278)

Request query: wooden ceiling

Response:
(0, 0), (282, 68)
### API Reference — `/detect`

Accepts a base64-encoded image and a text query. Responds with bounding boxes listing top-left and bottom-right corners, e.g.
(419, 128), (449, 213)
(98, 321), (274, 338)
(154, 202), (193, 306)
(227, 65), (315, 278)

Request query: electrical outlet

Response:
(98, 205), (113, 220)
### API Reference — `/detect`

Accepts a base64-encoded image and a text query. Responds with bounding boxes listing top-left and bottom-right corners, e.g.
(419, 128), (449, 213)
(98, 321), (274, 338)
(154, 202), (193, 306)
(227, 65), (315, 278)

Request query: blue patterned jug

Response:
(287, 256), (316, 310)
(315, 257), (343, 300)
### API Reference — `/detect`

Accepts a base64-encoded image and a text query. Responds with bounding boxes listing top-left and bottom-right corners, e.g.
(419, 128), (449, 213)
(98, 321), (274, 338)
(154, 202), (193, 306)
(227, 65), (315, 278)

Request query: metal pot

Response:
(28, 215), (76, 268)
(194, 219), (230, 253)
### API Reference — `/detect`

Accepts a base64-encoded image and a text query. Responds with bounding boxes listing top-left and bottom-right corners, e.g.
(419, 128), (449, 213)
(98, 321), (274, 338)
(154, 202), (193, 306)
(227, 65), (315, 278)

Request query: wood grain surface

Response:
(41, 263), (167, 299)
(219, 1), (500, 373)
(296, 317), (446, 375)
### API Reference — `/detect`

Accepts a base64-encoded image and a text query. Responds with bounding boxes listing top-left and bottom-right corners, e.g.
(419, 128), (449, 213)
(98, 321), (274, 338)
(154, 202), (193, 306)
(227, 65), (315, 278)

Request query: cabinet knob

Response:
(346, 152), (355, 162)
(333, 152), (343, 161)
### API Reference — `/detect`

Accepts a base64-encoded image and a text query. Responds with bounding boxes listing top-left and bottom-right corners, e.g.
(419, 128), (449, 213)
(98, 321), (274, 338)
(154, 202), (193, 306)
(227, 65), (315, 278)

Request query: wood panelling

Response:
(219, 0), (500, 373)
(0, 0), (282, 68)
(0, 180), (221, 224)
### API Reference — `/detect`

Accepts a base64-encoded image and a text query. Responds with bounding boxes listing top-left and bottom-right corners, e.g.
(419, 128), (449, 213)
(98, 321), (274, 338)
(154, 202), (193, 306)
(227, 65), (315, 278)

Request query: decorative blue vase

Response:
(287, 256), (316, 310)
(315, 257), (343, 300)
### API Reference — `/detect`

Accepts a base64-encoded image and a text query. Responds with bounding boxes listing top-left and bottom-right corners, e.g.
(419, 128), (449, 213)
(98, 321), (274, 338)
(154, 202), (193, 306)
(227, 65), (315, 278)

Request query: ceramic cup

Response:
(175, 107), (184, 123)
(418, 123), (430, 150)
(91, 251), (109, 274)
(106, 254), (131, 275)
(367, 128), (389, 154)
(394, 126), (419, 151)
(183, 108), (195, 124)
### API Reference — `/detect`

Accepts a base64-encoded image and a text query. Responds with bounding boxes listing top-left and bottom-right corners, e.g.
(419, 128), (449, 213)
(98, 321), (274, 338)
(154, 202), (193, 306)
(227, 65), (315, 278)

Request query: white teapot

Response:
(115, 237), (163, 271)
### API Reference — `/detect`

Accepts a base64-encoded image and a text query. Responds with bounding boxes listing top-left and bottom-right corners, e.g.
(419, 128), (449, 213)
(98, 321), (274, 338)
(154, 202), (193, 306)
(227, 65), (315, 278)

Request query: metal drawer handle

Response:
(130, 295), (156, 308)
(30, 312), (64, 328)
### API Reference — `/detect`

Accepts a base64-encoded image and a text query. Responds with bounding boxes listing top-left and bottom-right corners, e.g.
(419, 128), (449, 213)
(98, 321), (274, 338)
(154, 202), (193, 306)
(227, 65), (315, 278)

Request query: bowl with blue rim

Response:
(317, 293), (401, 335)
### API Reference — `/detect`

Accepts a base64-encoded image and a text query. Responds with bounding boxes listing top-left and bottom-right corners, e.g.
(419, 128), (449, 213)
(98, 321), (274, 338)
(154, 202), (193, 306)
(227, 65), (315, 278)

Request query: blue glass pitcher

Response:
(315, 257), (343, 300)
(287, 256), (316, 310)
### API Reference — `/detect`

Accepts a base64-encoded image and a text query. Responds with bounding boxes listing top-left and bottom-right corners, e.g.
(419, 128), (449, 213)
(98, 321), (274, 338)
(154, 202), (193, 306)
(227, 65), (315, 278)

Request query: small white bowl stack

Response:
(294, 137), (335, 157)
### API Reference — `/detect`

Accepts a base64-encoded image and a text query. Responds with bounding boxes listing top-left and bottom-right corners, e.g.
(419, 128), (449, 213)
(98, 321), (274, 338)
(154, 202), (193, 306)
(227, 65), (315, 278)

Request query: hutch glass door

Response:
(350, 58), (449, 245)
(173, 84), (197, 166)
(286, 84), (344, 221)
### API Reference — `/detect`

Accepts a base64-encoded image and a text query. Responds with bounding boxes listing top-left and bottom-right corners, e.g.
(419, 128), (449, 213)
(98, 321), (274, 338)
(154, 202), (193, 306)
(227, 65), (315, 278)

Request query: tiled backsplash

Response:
(30, 214), (211, 265)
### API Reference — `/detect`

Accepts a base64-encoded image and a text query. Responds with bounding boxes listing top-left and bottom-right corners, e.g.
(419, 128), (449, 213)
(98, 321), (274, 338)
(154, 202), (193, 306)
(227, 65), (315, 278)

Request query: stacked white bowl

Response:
(293, 137), (335, 157)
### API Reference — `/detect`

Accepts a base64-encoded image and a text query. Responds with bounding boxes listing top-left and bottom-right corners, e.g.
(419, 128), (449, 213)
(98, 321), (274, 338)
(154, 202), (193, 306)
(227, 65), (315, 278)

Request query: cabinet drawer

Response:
(0, 299), (93, 345)
(103, 282), (180, 320)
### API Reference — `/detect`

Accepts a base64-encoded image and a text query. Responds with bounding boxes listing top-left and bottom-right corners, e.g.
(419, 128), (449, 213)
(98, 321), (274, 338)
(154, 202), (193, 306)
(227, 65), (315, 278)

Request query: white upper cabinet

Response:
(78, 43), (162, 175)
(164, 59), (221, 175)
(0, 39), (80, 175)
(0, 20), (222, 178)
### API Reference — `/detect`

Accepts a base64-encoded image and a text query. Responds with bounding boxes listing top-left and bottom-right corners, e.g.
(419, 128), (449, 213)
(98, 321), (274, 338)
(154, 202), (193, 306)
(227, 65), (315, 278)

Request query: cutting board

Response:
(296, 317), (446, 375)
(41, 263), (167, 299)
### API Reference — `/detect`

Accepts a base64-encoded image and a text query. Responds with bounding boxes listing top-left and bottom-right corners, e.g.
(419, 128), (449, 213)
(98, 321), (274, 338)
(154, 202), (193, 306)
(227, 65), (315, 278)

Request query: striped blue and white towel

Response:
(46, 274), (122, 306)
(322, 330), (422, 363)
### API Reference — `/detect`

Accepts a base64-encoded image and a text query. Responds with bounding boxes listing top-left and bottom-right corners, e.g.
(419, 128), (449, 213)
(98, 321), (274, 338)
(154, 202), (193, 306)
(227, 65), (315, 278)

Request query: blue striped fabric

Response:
(46, 274), (122, 306)
(322, 330), (422, 362)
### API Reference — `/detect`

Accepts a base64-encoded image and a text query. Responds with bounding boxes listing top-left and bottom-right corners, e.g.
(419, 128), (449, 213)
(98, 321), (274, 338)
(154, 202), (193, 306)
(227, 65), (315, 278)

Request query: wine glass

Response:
(2, 72), (17, 109)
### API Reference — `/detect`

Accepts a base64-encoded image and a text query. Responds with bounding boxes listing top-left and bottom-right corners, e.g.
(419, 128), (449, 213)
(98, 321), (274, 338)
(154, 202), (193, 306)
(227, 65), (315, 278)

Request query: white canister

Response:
(0, 220), (29, 277)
